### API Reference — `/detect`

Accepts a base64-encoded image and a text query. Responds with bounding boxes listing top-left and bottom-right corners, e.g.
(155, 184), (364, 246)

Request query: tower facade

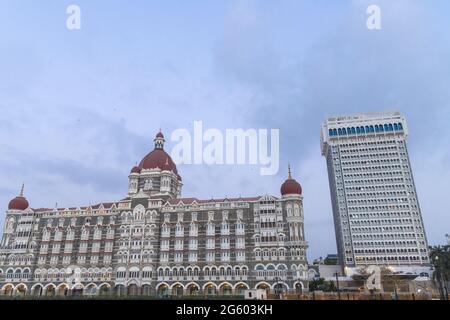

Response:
(320, 112), (430, 274)
(0, 131), (309, 297)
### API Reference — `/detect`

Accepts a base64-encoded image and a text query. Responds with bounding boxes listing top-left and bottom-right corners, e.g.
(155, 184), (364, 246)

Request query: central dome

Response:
(138, 149), (178, 173)
(137, 131), (179, 174)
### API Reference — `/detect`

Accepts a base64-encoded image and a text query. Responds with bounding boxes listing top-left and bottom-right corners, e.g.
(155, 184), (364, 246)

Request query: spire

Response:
(154, 130), (165, 149)
(288, 164), (292, 179)
(20, 183), (24, 197)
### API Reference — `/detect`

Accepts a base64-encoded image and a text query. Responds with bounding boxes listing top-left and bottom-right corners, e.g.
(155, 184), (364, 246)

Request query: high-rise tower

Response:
(320, 112), (430, 274)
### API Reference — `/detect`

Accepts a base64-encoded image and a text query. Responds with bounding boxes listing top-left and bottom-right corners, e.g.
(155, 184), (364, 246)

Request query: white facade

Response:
(0, 132), (309, 297)
(320, 112), (430, 273)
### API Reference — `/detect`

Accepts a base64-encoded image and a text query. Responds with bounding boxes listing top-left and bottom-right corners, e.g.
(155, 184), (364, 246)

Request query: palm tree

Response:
(429, 245), (450, 300)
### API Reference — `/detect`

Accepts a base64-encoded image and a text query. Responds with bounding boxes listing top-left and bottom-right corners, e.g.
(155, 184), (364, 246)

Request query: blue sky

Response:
(1, 0), (450, 260)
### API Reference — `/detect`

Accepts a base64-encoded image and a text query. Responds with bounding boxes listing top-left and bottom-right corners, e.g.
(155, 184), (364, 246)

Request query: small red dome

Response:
(130, 166), (140, 174)
(177, 174), (182, 181)
(281, 179), (302, 195)
(8, 196), (29, 211)
(280, 165), (302, 196)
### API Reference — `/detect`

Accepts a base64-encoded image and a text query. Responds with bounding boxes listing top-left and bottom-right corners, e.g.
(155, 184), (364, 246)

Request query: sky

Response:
(0, 0), (449, 260)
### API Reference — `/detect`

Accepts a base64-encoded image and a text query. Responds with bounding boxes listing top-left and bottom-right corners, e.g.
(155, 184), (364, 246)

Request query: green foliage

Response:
(429, 245), (450, 299)
(309, 278), (337, 292)
(323, 257), (338, 265)
(429, 245), (450, 284)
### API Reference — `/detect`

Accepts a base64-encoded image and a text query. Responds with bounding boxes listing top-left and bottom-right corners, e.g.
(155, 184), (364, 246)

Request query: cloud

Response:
(1, 0), (450, 260)
(212, 0), (450, 257)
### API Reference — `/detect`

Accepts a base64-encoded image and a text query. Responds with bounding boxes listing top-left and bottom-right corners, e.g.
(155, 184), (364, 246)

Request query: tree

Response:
(324, 257), (339, 265)
(309, 278), (335, 292)
(429, 245), (450, 300)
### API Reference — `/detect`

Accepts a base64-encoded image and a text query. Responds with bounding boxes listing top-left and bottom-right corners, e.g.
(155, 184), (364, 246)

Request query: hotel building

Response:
(0, 131), (309, 297)
(320, 112), (430, 275)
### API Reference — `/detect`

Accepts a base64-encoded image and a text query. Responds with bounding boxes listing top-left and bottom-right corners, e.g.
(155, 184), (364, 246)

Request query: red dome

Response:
(281, 179), (302, 195)
(280, 165), (302, 196)
(156, 131), (164, 139)
(177, 174), (182, 181)
(8, 196), (29, 210)
(138, 149), (178, 174)
(130, 166), (140, 174)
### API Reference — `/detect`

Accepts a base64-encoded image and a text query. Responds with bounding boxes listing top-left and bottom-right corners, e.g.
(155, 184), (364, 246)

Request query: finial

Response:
(20, 183), (24, 197)
(288, 164), (292, 179)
